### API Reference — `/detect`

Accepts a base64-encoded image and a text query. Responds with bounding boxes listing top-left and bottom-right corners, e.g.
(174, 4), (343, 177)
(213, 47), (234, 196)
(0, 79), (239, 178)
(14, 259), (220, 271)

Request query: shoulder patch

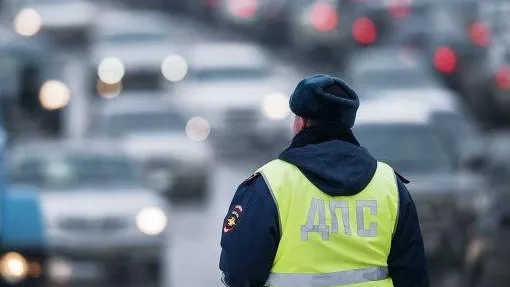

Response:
(223, 205), (243, 233)
(243, 172), (261, 185)
(395, 171), (410, 184)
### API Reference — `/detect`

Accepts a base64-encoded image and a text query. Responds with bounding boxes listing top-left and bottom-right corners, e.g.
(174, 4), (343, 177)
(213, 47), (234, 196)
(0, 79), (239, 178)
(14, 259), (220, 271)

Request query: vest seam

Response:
(390, 167), (400, 239)
(260, 169), (283, 239)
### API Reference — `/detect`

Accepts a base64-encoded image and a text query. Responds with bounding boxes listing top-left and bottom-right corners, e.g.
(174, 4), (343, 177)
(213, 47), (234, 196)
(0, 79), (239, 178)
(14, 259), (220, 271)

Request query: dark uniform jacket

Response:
(220, 123), (430, 287)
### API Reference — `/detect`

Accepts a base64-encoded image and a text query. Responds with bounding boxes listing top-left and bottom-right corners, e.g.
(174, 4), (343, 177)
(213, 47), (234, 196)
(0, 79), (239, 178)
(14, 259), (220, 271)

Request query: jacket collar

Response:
(282, 122), (360, 153)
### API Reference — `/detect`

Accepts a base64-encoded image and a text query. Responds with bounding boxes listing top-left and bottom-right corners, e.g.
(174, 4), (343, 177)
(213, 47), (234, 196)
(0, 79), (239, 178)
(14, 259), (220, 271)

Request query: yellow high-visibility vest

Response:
(258, 159), (399, 287)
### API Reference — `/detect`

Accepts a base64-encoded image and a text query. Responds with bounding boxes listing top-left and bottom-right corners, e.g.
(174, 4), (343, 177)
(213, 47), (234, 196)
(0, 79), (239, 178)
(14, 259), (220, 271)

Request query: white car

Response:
(173, 42), (297, 151)
(90, 11), (185, 98)
(23, 0), (97, 45)
(90, 94), (213, 201)
(346, 47), (445, 93)
(7, 140), (169, 286)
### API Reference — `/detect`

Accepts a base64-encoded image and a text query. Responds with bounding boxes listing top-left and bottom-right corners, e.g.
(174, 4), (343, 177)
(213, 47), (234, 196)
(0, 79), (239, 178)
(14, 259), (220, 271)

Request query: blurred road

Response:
(169, 157), (261, 287)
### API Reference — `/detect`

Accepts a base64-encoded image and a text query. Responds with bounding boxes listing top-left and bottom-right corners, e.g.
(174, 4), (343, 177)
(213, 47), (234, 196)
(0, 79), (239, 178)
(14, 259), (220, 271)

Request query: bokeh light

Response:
(352, 17), (377, 45)
(14, 8), (42, 37)
(310, 2), (338, 32)
(96, 79), (122, 99)
(136, 207), (168, 236)
(433, 46), (457, 74)
(0, 252), (28, 283)
(468, 22), (491, 47)
(186, 117), (211, 142)
(98, 57), (125, 84)
(495, 65), (510, 91)
(161, 55), (188, 82)
(39, 80), (71, 110)
(262, 93), (290, 120)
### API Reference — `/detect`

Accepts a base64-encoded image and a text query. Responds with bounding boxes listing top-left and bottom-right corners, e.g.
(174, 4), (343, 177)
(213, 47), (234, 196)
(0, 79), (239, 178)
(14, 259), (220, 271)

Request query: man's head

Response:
(289, 74), (360, 134)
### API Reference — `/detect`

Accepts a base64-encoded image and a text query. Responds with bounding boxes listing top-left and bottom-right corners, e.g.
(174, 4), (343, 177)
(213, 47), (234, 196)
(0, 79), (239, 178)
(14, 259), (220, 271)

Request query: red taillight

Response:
(310, 2), (339, 32)
(230, 0), (257, 18)
(468, 22), (491, 47)
(388, 0), (411, 18)
(204, 0), (220, 8)
(433, 47), (457, 74)
(352, 17), (377, 45)
(495, 65), (510, 90)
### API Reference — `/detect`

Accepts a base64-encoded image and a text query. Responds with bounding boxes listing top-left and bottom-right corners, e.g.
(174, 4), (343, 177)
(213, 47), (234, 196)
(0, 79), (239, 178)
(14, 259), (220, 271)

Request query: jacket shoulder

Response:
(395, 171), (410, 184)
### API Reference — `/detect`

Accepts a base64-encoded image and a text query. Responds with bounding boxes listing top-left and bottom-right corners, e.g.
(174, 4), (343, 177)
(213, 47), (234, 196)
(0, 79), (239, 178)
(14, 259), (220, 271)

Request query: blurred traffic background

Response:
(0, 0), (509, 286)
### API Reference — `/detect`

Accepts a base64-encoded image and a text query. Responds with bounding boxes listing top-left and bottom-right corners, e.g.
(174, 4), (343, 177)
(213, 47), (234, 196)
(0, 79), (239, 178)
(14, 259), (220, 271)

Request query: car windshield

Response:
(9, 154), (140, 189)
(101, 32), (168, 44)
(354, 68), (434, 89)
(100, 112), (186, 136)
(189, 67), (271, 81)
(354, 123), (456, 173)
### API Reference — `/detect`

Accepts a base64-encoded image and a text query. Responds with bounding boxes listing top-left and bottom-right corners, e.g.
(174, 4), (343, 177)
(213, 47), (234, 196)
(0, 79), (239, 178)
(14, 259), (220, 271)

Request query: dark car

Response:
(463, 1), (510, 128)
(354, 96), (486, 286)
(286, 0), (395, 58)
(0, 32), (65, 137)
(395, 0), (491, 93)
(465, 132), (510, 287)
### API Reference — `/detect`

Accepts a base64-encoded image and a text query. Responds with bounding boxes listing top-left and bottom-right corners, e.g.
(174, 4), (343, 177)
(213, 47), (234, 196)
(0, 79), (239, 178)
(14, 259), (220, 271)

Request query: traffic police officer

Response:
(220, 75), (429, 287)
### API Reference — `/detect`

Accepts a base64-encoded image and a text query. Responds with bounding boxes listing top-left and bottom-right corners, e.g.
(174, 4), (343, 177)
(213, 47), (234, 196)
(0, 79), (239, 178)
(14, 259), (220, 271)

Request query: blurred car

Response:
(353, 96), (487, 278)
(462, 2), (510, 128)
(285, 0), (394, 57)
(396, 0), (491, 92)
(7, 140), (169, 286)
(173, 42), (295, 152)
(0, 30), (67, 137)
(90, 10), (185, 100)
(214, 0), (292, 43)
(0, 120), (48, 287)
(21, 0), (97, 46)
(465, 132), (510, 287)
(345, 46), (445, 93)
(90, 95), (212, 201)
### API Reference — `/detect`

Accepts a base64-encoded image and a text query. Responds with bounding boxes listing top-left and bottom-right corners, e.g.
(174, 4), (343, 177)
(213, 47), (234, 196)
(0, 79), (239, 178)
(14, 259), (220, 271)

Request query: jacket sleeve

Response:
(388, 178), (430, 287)
(219, 173), (280, 287)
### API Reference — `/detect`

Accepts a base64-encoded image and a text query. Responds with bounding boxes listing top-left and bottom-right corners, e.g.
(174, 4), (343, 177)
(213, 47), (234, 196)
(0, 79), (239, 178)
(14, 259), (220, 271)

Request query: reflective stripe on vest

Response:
(266, 266), (389, 287)
(258, 160), (399, 287)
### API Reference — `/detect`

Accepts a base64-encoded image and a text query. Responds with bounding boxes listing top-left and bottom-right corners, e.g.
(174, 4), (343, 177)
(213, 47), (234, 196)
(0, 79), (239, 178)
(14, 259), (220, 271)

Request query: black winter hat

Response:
(289, 74), (360, 130)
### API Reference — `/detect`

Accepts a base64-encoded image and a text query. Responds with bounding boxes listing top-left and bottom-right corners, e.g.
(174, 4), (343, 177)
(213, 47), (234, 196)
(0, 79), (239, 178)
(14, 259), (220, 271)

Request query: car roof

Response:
(98, 96), (175, 116)
(8, 139), (126, 158)
(186, 42), (268, 70)
(349, 47), (427, 74)
(360, 87), (461, 110)
(356, 95), (459, 125)
(95, 10), (169, 36)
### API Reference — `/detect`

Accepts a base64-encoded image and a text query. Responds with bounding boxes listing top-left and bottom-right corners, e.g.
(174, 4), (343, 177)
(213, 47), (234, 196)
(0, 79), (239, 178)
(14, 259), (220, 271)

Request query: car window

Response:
(354, 67), (434, 89)
(101, 32), (168, 44)
(188, 67), (271, 81)
(354, 123), (456, 173)
(96, 112), (186, 136)
(9, 154), (140, 189)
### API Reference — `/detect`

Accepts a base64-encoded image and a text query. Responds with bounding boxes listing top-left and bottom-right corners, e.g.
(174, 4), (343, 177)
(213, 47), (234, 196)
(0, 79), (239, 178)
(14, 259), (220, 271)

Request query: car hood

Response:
(40, 189), (165, 222)
(174, 81), (290, 113)
(34, 1), (96, 28)
(92, 43), (177, 68)
(405, 171), (485, 195)
(119, 132), (211, 161)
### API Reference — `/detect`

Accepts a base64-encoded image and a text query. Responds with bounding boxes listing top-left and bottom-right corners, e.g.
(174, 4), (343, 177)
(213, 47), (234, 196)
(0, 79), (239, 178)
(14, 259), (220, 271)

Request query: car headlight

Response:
(136, 207), (168, 235)
(261, 93), (290, 120)
(0, 252), (29, 283)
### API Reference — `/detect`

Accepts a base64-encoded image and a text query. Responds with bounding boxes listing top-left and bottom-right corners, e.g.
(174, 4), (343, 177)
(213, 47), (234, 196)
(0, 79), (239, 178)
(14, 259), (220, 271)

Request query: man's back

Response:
(220, 75), (429, 287)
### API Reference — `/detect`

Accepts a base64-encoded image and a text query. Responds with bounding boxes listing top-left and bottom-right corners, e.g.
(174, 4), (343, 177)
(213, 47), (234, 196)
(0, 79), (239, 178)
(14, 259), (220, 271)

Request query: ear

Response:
(293, 116), (306, 134)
